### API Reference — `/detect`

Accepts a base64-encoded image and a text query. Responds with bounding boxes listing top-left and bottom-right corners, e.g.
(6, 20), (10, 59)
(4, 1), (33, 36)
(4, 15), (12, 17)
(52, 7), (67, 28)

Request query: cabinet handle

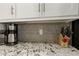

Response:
(11, 6), (14, 15)
(44, 3), (45, 12)
(39, 3), (40, 12)
(42, 3), (45, 12)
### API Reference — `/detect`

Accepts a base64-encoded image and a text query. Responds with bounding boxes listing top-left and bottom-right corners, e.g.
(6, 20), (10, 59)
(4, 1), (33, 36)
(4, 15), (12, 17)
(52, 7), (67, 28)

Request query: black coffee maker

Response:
(4, 23), (18, 46)
(0, 24), (6, 45)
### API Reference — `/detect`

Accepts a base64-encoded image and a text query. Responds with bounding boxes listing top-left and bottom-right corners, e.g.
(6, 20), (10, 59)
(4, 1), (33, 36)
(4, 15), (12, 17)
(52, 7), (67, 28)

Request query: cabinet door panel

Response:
(0, 3), (15, 19)
(16, 3), (39, 19)
(45, 3), (78, 17)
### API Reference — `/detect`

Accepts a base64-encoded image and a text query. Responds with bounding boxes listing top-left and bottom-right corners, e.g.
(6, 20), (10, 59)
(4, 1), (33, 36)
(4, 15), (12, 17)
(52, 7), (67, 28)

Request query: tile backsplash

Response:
(18, 22), (71, 43)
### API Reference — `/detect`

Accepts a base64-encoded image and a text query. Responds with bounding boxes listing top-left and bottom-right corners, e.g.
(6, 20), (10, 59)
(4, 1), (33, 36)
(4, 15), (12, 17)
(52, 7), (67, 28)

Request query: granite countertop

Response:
(0, 42), (79, 56)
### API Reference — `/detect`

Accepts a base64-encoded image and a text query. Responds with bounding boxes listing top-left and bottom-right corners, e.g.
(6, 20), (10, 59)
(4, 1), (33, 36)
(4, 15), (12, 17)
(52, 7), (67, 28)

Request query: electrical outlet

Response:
(39, 28), (43, 35)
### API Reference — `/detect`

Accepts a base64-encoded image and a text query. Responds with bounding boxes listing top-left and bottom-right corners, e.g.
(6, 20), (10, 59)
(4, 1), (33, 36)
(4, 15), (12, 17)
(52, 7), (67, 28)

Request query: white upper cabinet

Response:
(0, 3), (79, 23)
(16, 3), (79, 19)
(0, 3), (15, 19)
(44, 3), (79, 17)
(16, 3), (40, 19)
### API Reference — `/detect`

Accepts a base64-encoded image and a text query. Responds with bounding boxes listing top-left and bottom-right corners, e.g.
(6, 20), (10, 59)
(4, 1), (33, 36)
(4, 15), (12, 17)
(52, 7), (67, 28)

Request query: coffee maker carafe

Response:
(4, 23), (18, 46)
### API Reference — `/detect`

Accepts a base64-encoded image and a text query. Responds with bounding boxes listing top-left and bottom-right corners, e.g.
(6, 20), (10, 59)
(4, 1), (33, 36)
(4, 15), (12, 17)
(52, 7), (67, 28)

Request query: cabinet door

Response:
(0, 3), (15, 19)
(16, 3), (40, 19)
(45, 3), (78, 17)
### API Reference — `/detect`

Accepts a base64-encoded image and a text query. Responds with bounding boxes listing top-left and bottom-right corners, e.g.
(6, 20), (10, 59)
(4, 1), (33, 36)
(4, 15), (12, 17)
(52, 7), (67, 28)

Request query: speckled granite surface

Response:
(0, 42), (79, 56)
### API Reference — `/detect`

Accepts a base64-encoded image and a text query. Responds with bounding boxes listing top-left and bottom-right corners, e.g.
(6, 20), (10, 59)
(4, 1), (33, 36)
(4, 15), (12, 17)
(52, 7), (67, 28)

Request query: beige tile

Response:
(18, 23), (71, 43)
